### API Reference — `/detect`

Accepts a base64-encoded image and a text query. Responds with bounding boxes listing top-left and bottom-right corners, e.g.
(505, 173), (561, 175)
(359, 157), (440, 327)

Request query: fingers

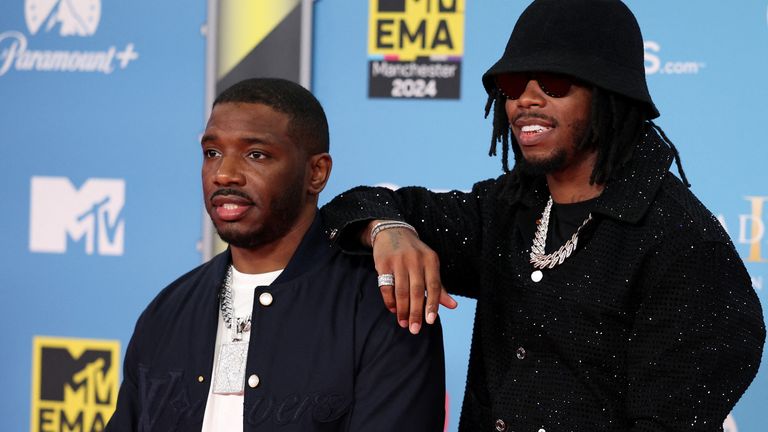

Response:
(379, 282), (396, 314)
(394, 266), (411, 329)
(423, 251), (443, 325)
(408, 268), (426, 334)
(373, 227), (457, 334)
(439, 289), (458, 309)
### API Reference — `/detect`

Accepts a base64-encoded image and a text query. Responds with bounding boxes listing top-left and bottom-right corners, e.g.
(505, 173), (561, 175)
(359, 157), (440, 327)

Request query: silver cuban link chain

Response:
(220, 265), (252, 341)
(530, 196), (593, 270)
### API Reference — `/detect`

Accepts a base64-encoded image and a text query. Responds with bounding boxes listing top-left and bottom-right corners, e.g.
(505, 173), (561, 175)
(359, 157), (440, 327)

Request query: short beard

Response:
(213, 173), (306, 249)
(515, 118), (591, 176)
(518, 149), (568, 176)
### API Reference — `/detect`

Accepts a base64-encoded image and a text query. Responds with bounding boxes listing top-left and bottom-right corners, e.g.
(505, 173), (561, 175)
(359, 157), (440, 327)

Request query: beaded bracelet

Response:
(370, 221), (419, 246)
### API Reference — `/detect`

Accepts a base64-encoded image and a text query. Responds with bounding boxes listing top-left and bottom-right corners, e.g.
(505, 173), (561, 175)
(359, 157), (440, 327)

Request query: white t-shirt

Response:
(201, 266), (283, 432)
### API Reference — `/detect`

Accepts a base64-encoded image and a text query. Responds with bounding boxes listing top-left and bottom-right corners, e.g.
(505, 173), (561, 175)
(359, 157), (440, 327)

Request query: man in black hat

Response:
(323, 0), (765, 430)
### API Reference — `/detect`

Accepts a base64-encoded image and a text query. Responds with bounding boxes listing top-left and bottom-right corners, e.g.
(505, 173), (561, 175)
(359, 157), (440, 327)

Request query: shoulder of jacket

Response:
(137, 253), (225, 322)
(649, 173), (731, 245)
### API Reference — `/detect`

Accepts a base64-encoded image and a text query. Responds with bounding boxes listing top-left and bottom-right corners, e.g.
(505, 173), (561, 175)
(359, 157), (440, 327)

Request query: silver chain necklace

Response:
(529, 196), (592, 282)
(220, 265), (252, 341)
(213, 265), (252, 394)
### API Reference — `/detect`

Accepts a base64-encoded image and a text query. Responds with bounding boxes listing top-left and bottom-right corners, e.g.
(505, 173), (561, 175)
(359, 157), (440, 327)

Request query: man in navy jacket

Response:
(105, 78), (445, 431)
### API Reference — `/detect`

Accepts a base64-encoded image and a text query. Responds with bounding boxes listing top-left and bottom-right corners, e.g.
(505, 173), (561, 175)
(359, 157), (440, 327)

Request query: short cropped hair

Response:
(214, 78), (330, 155)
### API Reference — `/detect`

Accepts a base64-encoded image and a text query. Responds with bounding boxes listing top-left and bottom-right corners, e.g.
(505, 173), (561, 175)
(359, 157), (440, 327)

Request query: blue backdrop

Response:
(0, 0), (207, 429)
(1, 1), (765, 431)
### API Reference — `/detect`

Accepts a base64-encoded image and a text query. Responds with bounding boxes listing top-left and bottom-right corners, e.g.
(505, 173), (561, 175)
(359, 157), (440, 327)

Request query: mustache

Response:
(511, 112), (559, 127)
(209, 188), (253, 203)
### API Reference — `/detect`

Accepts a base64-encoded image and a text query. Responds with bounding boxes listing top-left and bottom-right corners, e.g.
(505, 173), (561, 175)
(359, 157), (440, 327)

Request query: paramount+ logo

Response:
(31, 336), (120, 432)
(25, 0), (101, 37)
(0, 0), (139, 77)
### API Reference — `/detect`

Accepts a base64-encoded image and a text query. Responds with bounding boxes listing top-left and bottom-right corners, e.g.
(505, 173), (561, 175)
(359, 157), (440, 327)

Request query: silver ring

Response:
(377, 274), (395, 287)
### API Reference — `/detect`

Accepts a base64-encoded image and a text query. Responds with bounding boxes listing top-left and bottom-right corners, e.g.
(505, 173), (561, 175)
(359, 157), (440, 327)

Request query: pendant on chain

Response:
(214, 265), (252, 395)
(213, 341), (249, 394)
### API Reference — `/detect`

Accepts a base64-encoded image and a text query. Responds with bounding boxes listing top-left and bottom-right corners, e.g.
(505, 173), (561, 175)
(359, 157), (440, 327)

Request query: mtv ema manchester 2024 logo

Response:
(0, 0), (139, 77)
(30, 176), (125, 256)
(31, 336), (120, 432)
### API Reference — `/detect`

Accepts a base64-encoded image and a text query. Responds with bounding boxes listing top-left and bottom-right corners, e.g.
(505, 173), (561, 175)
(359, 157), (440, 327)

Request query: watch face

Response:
(25, 0), (101, 37)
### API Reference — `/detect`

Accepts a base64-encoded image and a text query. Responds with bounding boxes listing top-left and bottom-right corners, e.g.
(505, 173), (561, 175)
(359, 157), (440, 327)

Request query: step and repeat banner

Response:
(1, 1), (766, 431)
(0, 0), (207, 430)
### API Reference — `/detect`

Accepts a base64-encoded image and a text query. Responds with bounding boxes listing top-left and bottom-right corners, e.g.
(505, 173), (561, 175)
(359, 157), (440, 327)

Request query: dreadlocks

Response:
(484, 87), (690, 187)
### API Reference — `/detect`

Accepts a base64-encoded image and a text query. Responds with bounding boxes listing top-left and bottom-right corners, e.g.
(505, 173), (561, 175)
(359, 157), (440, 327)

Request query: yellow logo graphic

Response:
(368, 0), (464, 61)
(30, 336), (120, 432)
(743, 196), (768, 263)
(217, 0), (301, 79)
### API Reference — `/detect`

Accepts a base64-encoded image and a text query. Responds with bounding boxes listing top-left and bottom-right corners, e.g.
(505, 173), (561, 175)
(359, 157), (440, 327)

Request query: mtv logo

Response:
(31, 336), (120, 431)
(25, 0), (101, 36)
(29, 176), (125, 255)
(40, 346), (115, 404)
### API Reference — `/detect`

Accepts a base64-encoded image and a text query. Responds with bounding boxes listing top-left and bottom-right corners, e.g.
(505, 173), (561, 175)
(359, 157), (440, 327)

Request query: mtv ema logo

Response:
(31, 336), (120, 432)
(0, 0), (138, 76)
(25, 0), (101, 37)
(30, 176), (125, 256)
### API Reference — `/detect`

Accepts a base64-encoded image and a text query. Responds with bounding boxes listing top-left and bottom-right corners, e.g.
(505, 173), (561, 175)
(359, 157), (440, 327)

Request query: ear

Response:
(306, 153), (332, 196)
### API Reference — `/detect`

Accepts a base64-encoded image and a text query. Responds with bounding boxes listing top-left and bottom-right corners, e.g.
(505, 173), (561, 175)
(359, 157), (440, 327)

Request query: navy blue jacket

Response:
(106, 215), (446, 431)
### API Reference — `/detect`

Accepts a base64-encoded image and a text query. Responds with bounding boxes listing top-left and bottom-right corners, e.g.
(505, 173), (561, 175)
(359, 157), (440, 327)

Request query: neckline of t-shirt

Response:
(551, 196), (599, 211)
(230, 265), (284, 290)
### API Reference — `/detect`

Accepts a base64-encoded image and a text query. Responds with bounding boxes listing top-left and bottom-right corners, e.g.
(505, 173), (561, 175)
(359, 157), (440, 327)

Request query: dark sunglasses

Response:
(495, 72), (574, 100)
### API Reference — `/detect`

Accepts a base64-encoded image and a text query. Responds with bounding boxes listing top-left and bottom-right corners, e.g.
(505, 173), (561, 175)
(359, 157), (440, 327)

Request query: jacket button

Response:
(248, 374), (260, 388)
(531, 270), (543, 282)
(259, 292), (273, 306)
(494, 419), (507, 431)
(516, 347), (526, 360)
(329, 228), (338, 240)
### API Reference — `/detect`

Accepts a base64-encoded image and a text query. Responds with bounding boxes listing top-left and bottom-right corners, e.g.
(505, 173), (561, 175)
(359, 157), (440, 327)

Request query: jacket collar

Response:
(206, 211), (333, 286)
(511, 128), (674, 224)
(272, 212), (333, 285)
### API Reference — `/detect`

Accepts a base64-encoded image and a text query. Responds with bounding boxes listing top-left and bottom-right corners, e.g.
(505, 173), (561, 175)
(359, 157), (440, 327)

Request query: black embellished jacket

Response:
(105, 215), (445, 432)
(322, 130), (765, 432)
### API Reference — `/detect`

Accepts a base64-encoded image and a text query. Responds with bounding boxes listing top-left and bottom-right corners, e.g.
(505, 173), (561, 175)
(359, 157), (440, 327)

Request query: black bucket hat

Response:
(482, 0), (659, 118)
